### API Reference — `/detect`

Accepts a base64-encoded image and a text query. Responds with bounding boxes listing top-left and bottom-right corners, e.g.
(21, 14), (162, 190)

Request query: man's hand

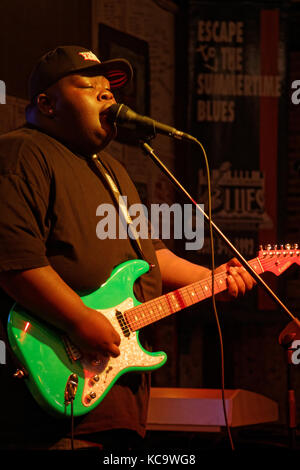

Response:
(0, 266), (121, 359)
(156, 249), (256, 301)
(70, 307), (121, 358)
(215, 257), (256, 301)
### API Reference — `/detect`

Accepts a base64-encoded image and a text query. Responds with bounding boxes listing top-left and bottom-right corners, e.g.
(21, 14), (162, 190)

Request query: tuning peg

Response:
(293, 243), (299, 250)
(285, 243), (291, 250)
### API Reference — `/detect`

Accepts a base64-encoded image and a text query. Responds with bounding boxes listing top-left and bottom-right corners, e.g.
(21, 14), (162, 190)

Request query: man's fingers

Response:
(226, 257), (242, 268)
(110, 344), (121, 358)
(227, 266), (256, 298)
(237, 266), (257, 290)
(227, 272), (240, 298)
(215, 258), (256, 301)
(229, 266), (246, 295)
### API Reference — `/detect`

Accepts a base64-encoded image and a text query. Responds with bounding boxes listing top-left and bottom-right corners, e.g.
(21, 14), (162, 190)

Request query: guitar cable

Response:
(64, 373), (78, 451)
(141, 137), (235, 450)
(195, 138), (235, 452)
(70, 398), (75, 451)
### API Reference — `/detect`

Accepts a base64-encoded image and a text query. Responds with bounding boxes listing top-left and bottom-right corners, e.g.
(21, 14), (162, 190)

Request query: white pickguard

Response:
(80, 298), (165, 407)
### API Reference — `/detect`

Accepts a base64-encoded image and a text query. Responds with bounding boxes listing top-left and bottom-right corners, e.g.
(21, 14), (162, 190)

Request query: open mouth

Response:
(100, 104), (115, 123)
(99, 111), (110, 126)
(99, 108), (117, 140)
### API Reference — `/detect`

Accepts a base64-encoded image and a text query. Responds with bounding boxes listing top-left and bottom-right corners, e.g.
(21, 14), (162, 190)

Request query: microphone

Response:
(106, 103), (195, 142)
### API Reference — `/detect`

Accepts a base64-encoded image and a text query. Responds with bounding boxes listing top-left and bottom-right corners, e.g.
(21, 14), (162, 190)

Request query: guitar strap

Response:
(91, 155), (148, 263)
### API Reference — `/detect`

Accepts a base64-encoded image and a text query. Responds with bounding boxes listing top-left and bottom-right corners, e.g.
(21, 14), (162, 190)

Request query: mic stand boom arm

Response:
(140, 139), (300, 327)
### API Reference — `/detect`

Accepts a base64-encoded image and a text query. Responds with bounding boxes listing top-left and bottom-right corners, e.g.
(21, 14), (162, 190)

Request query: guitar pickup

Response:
(115, 310), (130, 337)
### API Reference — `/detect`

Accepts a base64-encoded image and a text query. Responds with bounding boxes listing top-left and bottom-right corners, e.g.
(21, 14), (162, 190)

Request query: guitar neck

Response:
(125, 257), (264, 332)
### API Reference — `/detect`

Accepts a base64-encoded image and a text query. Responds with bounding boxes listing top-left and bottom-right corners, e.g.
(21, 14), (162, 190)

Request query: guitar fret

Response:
(166, 293), (178, 313)
(149, 301), (162, 323)
(200, 281), (211, 297)
(187, 286), (201, 303)
(125, 248), (296, 332)
(126, 297), (170, 330)
(181, 287), (196, 306)
(185, 286), (200, 306)
(174, 289), (186, 310)
(251, 258), (263, 273)
(215, 275), (226, 290)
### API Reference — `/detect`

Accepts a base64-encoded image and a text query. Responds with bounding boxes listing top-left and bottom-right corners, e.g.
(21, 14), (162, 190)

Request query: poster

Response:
(186, 3), (286, 309)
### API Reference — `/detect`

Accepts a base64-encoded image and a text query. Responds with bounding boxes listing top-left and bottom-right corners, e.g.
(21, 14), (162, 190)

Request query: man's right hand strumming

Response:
(0, 265), (121, 358)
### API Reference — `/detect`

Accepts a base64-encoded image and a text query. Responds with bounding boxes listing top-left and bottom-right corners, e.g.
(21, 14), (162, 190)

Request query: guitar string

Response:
(62, 254), (298, 344)
(121, 253), (299, 333)
(123, 253), (296, 328)
(125, 263), (251, 331)
(125, 262), (257, 331)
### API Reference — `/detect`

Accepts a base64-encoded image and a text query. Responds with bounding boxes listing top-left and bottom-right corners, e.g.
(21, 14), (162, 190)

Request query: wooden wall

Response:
(0, 0), (92, 100)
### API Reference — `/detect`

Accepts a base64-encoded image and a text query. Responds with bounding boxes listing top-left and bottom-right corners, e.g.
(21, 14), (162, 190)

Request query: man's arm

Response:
(156, 248), (256, 298)
(0, 265), (121, 357)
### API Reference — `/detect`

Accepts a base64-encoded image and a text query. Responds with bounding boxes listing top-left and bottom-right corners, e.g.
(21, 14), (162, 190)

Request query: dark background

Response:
(0, 0), (300, 451)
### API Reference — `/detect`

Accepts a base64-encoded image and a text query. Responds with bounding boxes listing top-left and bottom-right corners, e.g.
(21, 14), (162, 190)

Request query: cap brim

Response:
(77, 58), (133, 89)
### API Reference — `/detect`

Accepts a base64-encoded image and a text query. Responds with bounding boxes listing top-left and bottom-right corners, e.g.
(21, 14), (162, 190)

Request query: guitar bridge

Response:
(115, 310), (130, 337)
(62, 335), (82, 362)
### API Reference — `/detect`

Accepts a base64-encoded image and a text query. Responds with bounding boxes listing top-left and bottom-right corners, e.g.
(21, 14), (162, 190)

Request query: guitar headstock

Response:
(257, 243), (300, 276)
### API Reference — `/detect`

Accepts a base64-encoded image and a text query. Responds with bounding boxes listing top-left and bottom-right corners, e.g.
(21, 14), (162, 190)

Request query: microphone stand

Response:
(140, 135), (300, 450)
(140, 138), (300, 326)
(278, 322), (300, 450)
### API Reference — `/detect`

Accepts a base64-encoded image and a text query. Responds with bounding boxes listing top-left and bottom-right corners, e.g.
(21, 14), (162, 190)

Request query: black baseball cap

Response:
(28, 45), (133, 101)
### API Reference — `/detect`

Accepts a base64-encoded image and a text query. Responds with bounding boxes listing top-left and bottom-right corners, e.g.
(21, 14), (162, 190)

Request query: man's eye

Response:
(77, 83), (93, 88)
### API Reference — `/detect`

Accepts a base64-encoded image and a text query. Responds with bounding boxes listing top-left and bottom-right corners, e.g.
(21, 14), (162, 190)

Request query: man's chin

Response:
(95, 129), (116, 152)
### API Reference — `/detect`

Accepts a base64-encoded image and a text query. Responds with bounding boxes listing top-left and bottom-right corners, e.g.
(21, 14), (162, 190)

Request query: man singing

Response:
(0, 46), (255, 451)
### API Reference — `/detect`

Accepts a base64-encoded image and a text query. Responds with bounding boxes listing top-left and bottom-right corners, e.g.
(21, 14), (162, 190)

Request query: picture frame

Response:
(98, 23), (150, 146)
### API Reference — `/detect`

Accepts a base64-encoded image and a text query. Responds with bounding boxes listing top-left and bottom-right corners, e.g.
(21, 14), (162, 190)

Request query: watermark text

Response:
(291, 80), (300, 105)
(0, 80), (6, 104)
(96, 197), (204, 251)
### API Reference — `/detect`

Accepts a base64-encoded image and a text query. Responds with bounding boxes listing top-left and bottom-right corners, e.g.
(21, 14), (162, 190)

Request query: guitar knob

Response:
(89, 375), (100, 386)
(86, 392), (97, 403)
(13, 369), (25, 379)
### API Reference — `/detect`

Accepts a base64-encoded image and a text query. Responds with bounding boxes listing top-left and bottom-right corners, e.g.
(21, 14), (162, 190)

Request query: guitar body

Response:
(7, 259), (167, 418)
(7, 244), (300, 418)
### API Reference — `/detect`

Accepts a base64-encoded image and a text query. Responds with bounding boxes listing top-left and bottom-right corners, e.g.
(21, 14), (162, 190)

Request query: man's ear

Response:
(36, 93), (55, 117)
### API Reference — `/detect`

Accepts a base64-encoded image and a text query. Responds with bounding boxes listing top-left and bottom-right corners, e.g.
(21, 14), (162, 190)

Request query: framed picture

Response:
(98, 23), (150, 146)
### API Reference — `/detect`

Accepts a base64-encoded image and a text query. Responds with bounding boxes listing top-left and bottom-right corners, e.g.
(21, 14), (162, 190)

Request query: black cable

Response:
(71, 398), (75, 451)
(65, 373), (78, 451)
(194, 138), (235, 451)
(140, 139), (235, 450)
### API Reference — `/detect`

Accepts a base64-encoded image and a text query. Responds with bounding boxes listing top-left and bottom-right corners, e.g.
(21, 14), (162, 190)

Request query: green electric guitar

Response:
(7, 244), (300, 418)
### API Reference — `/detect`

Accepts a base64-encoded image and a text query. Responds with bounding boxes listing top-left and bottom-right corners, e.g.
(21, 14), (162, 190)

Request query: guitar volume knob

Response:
(85, 392), (97, 403)
(89, 375), (100, 386)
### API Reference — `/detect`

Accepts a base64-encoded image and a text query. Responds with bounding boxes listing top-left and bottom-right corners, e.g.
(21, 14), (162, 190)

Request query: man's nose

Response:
(98, 89), (115, 102)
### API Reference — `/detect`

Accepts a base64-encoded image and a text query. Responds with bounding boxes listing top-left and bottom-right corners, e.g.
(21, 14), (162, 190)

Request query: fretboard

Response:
(124, 257), (264, 332)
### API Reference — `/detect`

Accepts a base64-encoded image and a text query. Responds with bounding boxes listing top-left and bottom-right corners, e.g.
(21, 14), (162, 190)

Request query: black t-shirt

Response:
(0, 125), (164, 447)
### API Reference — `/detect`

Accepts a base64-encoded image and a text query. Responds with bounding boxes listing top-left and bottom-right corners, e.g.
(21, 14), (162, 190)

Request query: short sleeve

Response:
(0, 173), (49, 272)
(151, 237), (166, 251)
